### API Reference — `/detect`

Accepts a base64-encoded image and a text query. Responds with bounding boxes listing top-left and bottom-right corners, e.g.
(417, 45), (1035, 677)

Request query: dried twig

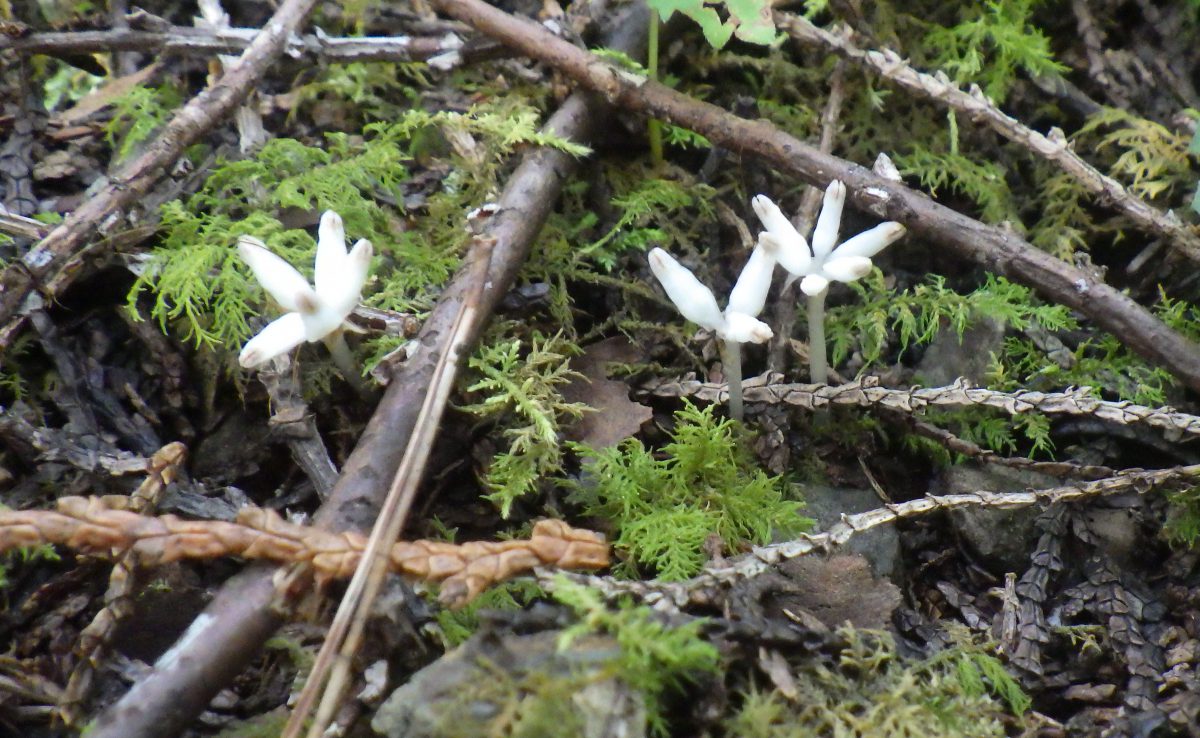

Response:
(58, 442), (186, 725)
(0, 0), (321, 349)
(777, 14), (1200, 264)
(84, 9), (651, 738)
(551, 464), (1200, 610)
(0, 497), (607, 606)
(647, 375), (1200, 441)
(898, 413), (1115, 479)
(1, 26), (464, 65)
(427, 0), (1200, 393)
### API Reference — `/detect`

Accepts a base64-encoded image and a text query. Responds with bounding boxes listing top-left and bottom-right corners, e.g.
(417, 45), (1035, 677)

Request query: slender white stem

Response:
(324, 331), (370, 398)
(807, 291), (828, 384)
(721, 339), (744, 421)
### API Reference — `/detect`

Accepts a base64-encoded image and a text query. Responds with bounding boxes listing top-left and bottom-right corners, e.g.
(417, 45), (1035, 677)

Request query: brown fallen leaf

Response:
(560, 336), (652, 449)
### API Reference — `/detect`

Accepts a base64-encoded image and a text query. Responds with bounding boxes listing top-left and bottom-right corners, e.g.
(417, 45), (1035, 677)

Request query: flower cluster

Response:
(753, 180), (905, 297)
(647, 180), (906, 396)
(237, 211), (372, 368)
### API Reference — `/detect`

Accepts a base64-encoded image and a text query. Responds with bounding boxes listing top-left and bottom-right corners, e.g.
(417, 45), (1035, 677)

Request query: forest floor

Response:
(3, 0), (1200, 736)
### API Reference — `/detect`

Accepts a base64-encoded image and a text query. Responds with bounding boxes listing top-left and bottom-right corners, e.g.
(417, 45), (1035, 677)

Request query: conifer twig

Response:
(776, 13), (1200, 264)
(0, 497), (607, 604)
(427, 0), (1200, 394)
(0, 0), (322, 349)
(646, 374), (1200, 440)
(550, 463), (1200, 610)
(57, 442), (186, 726)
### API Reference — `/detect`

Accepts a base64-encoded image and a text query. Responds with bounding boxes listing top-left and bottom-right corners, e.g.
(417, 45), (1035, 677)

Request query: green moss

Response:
(553, 578), (720, 736)
(724, 629), (1024, 738)
(568, 401), (811, 580)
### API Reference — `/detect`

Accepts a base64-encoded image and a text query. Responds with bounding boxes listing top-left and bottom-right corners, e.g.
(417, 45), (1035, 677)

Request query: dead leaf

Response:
(560, 336), (652, 449)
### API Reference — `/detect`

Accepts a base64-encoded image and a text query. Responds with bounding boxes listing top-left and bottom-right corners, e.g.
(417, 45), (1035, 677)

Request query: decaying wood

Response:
(0, 497), (607, 607)
(83, 8), (651, 738)
(554, 464), (1200, 611)
(0, 0), (321, 349)
(58, 442), (186, 726)
(647, 375), (1200, 441)
(777, 13), (1200, 265)
(427, 0), (1200, 394)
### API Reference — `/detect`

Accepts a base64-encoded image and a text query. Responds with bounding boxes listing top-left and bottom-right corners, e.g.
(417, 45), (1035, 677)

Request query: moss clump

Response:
(569, 401), (812, 580)
(725, 628), (1025, 738)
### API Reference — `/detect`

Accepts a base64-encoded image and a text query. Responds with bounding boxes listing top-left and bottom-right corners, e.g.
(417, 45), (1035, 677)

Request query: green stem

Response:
(647, 13), (663, 165)
(807, 291), (828, 384)
(721, 339), (744, 421)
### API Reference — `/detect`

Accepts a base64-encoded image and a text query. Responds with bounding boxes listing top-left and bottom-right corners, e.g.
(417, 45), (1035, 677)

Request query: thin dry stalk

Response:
(777, 13), (1200, 264)
(285, 236), (493, 738)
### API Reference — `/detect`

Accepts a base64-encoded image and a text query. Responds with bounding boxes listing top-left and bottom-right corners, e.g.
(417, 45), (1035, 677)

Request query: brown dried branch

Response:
(0, 0), (321, 349)
(777, 13), (1200, 264)
(646, 375), (1200, 441)
(0, 497), (607, 608)
(0, 26), (465, 66)
(551, 464), (1200, 611)
(83, 9), (651, 738)
(427, 0), (1200, 393)
(58, 442), (186, 726)
(898, 412), (1115, 479)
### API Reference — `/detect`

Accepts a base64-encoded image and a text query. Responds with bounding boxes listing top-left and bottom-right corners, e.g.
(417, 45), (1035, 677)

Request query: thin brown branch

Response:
(777, 13), (1200, 264)
(897, 413), (1115, 479)
(427, 0), (1200, 394)
(0, 497), (607, 604)
(0, 0), (321, 349)
(83, 8), (651, 738)
(647, 375), (1200, 440)
(1, 26), (465, 65)
(551, 464), (1200, 611)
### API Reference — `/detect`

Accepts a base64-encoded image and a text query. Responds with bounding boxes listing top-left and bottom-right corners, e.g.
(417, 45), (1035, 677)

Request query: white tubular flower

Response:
(238, 211), (373, 368)
(647, 247), (773, 344)
(754, 180), (906, 295)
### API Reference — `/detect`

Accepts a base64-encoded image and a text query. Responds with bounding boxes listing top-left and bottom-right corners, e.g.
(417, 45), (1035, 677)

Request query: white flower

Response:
(237, 211), (372, 368)
(647, 246), (774, 344)
(753, 181), (906, 296)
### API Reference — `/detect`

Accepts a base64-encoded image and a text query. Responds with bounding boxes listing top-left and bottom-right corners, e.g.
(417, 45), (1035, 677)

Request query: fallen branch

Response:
(84, 8), (651, 738)
(427, 0), (1200, 394)
(646, 375), (1200, 441)
(777, 13), (1200, 264)
(0, 0), (321, 349)
(551, 463), (1200, 610)
(0, 496), (607, 608)
(1, 25), (465, 66)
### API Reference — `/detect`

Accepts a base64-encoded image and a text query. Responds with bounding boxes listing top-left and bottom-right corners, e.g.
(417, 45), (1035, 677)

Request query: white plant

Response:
(753, 181), (905, 383)
(237, 211), (372, 385)
(648, 243), (775, 420)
